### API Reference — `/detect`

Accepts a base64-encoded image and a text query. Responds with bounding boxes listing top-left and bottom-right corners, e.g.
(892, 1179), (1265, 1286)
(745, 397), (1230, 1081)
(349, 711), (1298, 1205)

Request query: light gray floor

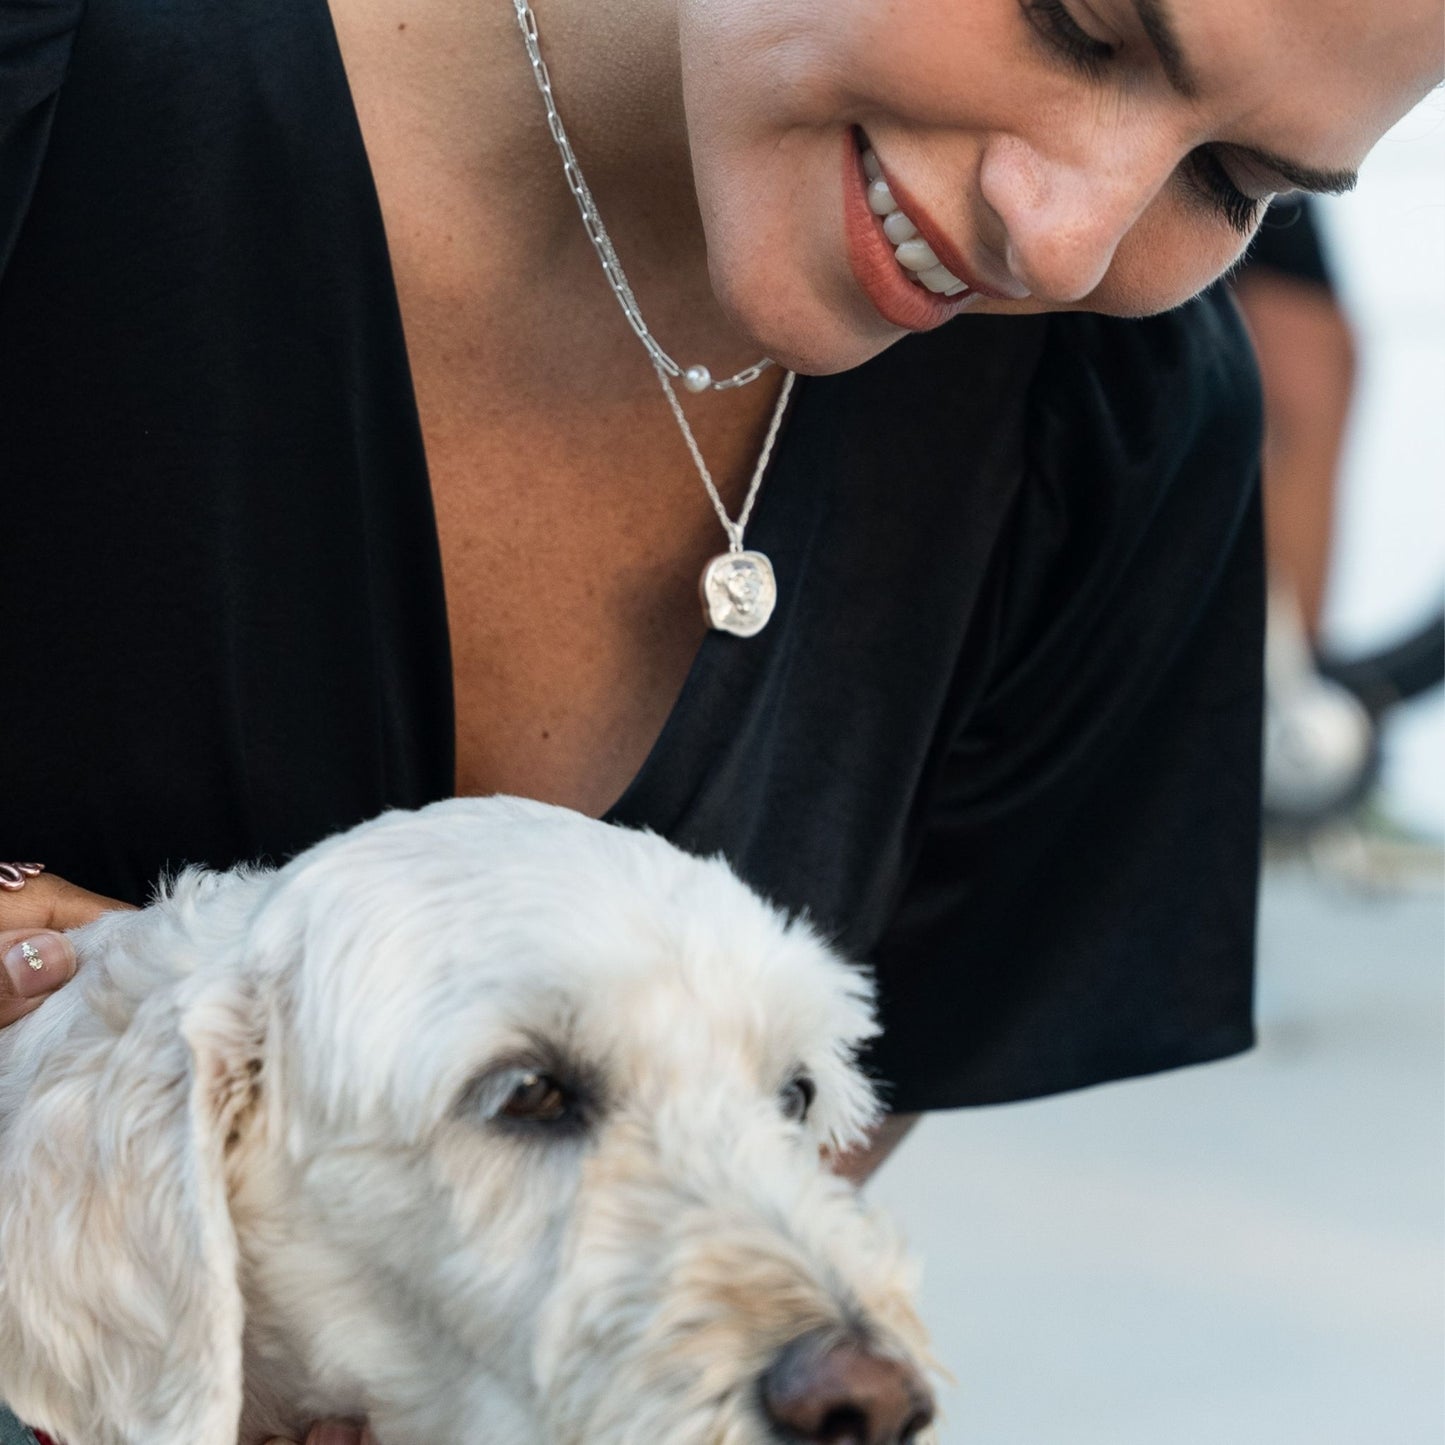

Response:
(870, 865), (1445, 1445)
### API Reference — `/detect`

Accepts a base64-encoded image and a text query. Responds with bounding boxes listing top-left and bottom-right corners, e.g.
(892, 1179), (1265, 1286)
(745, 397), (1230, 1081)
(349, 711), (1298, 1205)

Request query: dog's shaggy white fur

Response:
(0, 798), (932, 1445)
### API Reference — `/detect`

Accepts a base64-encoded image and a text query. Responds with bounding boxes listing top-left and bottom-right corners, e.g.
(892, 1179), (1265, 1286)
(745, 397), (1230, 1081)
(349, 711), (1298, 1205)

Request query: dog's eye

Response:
(780, 1074), (816, 1124)
(500, 1071), (571, 1123)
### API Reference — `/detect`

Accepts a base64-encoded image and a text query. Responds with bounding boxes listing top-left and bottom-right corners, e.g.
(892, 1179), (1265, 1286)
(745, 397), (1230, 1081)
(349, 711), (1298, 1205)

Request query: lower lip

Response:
(841, 131), (973, 333)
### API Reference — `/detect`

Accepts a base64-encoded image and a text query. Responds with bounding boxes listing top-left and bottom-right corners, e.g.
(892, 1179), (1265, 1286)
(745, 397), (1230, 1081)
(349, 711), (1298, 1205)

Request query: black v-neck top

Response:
(0, 0), (1264, 1111)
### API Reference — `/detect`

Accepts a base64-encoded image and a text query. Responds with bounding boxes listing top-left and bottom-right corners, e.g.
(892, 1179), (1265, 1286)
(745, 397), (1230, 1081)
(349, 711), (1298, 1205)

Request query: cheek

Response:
(1090, 199), (1253, 316)
(683, 82), (905, 369)
(694, 130), (888, 361)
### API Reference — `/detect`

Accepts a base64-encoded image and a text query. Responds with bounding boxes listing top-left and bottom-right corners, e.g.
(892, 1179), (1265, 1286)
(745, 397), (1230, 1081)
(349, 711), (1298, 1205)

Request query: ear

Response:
(0, 954), (265, 1445)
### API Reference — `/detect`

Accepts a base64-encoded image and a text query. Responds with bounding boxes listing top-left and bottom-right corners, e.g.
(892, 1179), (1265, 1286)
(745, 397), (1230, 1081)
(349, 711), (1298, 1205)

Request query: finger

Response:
(0, 995), (45, 1030)
(0, 873), (132, 1027)
(0, 872), (135, 934)
(0, 929), (77, 1021)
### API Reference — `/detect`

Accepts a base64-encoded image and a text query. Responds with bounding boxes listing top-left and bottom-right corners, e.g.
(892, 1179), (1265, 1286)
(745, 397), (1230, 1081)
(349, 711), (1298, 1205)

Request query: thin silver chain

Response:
(510, 0), (774, 392)
(510, 0), (796, 559)
(654, 362), (796, 551)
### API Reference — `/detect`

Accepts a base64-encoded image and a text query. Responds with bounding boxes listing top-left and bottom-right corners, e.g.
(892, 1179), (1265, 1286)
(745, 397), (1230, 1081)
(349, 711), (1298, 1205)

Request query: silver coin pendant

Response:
(700, 550), (776, 637)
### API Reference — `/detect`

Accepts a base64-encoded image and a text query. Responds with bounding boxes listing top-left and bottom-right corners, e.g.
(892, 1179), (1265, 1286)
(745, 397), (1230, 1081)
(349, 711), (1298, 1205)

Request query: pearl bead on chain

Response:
(509, 0), (775, 395)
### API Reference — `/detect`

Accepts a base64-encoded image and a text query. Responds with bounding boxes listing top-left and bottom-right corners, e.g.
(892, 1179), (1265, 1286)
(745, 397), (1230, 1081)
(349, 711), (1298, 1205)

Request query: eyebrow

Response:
(1132, 0), (1199, 98)
(1131, 0), (1361, 197)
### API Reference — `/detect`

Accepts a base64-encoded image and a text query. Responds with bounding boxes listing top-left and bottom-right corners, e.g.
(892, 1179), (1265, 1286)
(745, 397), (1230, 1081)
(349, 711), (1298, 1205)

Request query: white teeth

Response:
(894, 239), (940, 273)
(882, 211), (918, 245)
(860, 146), (969, 301)
(916, 263), (957, 294)
(866, 178), (896, 216)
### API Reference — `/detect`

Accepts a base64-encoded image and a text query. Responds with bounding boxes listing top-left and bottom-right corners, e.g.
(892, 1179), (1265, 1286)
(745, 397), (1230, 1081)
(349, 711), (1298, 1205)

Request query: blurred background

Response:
(1322, 100), (1444, 841)
(873, 96), (1444, 1444)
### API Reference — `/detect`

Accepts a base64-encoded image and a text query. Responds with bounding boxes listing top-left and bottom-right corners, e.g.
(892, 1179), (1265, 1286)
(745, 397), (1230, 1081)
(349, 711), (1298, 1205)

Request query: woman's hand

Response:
(0, 872), (133, 1027)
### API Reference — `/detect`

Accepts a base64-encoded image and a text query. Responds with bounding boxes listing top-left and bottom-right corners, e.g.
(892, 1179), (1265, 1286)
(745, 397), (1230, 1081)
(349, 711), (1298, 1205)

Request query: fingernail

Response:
(3, 932), (75, 998)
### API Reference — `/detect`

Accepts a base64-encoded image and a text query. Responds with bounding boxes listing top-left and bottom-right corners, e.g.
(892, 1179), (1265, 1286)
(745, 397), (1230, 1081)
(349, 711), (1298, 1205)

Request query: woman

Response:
(0, 0), (1439, 1432)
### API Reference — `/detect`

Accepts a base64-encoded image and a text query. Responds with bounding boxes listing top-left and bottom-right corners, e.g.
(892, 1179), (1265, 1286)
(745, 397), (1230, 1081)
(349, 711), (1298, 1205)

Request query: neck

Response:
(484, 0), (704, 277)
(483, 0), (774, 380)
(331, 0), (771, 390)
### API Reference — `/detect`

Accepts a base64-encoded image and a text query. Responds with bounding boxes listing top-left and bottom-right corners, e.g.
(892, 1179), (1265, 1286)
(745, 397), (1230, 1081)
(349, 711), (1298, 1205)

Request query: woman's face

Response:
(677, 0), (1443, 373)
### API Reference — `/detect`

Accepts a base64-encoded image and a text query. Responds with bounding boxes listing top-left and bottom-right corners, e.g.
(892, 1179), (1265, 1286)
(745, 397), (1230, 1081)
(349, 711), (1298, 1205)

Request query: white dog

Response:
(0, 798), (935, 1445)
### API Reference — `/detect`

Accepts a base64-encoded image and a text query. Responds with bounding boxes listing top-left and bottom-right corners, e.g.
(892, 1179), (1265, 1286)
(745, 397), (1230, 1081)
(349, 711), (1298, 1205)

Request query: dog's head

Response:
(0, 798), (934, 1445)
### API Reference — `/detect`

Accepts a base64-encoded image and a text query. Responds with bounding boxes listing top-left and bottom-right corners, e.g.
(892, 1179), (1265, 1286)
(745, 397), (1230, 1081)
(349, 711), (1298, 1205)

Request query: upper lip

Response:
(858, 131), (1028, 302)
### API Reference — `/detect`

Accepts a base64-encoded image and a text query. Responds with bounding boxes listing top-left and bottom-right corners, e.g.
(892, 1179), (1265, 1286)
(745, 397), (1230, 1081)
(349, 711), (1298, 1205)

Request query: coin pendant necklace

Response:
(510, 0), (796, 637)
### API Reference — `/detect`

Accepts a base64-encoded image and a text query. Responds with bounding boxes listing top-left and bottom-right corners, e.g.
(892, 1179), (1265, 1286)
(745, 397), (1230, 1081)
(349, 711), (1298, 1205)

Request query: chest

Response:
(324, 0), (792, 815)
(420, 385), (759, 818)
(418, 295), (802, 812)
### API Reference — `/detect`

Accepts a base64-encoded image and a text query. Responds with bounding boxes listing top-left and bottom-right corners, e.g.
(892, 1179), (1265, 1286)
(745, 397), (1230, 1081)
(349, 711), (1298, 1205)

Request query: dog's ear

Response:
(0, 943), (266, 1445)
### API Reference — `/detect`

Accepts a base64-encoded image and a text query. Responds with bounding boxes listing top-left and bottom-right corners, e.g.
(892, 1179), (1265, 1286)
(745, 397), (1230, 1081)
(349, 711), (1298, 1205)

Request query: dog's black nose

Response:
(760, 1331), (934, 1445)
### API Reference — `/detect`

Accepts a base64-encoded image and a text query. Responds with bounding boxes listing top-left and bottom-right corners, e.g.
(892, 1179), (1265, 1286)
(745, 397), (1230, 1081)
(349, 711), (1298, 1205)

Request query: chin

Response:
(751, 326), (898, 378)
(708, 253), (901, 378)
(1077, 275), (1230, 318)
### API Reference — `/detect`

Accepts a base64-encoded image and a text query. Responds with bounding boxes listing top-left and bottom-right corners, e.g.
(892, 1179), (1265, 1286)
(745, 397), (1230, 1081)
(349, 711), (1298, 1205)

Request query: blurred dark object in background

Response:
(1235, 197), (1355, 643)
(1234, 198), (1444, 840)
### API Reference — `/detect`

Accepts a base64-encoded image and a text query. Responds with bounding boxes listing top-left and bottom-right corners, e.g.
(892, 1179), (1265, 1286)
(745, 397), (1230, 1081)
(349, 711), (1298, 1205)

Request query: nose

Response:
(760, 1332), (935, 1445)
(979, 132), (1174, 304)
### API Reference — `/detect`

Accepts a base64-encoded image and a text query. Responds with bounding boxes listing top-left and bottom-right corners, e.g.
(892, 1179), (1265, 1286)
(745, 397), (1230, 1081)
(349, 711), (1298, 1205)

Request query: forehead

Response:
(1153, 0), (1443, 162)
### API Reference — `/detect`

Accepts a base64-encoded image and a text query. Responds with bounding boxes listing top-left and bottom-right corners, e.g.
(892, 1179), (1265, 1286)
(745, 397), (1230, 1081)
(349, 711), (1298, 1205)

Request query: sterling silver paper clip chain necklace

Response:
(510, 0), (796, 637)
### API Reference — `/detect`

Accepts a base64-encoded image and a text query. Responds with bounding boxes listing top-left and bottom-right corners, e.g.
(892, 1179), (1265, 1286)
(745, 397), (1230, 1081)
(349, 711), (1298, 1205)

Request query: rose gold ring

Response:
(0, 862), (45, 892)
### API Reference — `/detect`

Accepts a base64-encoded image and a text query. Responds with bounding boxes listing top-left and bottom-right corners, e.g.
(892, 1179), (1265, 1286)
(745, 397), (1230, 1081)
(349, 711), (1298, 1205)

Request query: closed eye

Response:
(1179, 147), (1266, 235)
(1024, 0), (1117, 80)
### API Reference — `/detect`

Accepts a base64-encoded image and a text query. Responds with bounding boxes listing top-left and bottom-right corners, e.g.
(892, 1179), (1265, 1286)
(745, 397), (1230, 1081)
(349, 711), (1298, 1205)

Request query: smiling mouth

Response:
(842, 126), (991, 333)
(849, 127), (980, 303)
(858, 145), (972, 298)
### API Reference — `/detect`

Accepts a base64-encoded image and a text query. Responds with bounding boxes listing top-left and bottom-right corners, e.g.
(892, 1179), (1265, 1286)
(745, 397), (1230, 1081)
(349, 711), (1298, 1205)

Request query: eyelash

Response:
(1022, 0), (1266, 236)
(1025, 0), (1115, 77)
(1180, 147), (1264, 235)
